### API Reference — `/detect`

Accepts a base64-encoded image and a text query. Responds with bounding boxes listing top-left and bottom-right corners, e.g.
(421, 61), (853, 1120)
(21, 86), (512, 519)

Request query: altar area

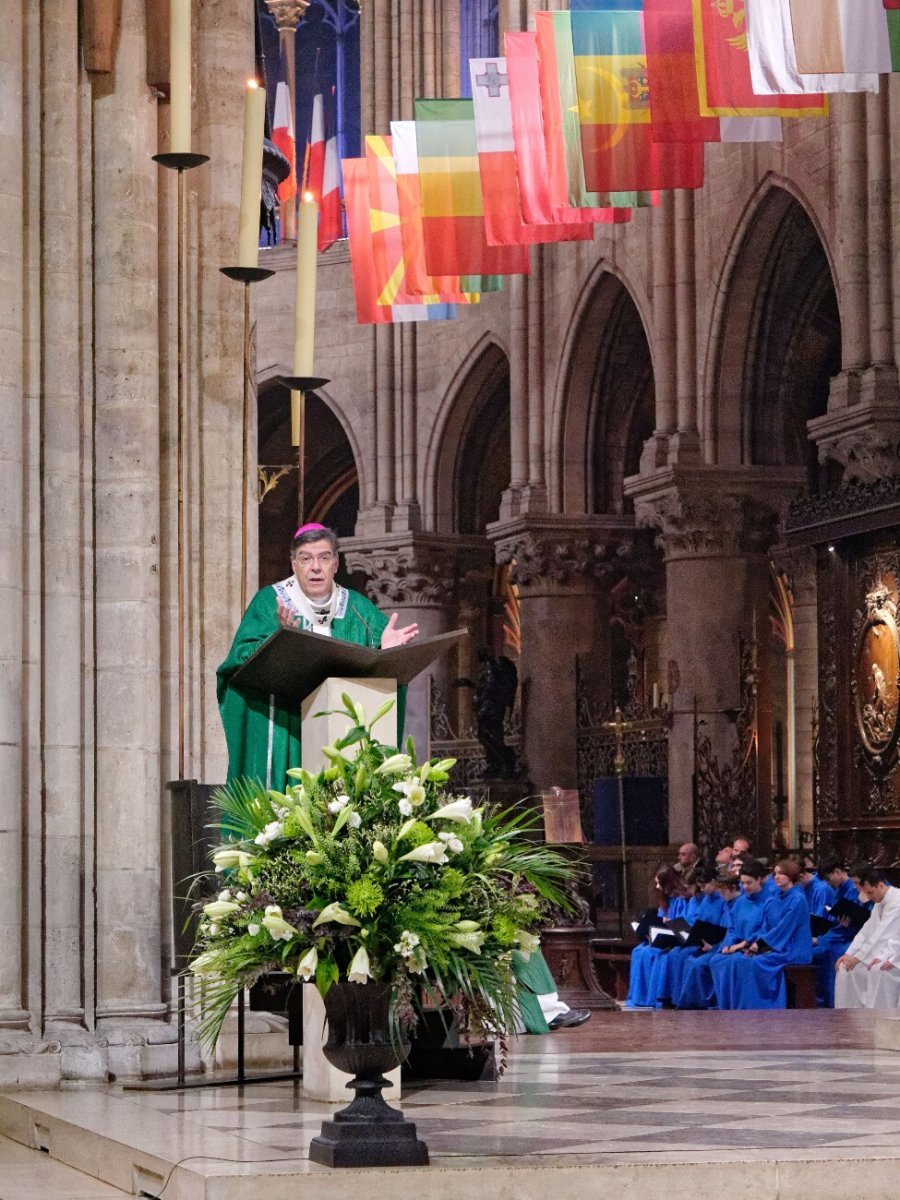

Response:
(4, 1010), (900, 1200)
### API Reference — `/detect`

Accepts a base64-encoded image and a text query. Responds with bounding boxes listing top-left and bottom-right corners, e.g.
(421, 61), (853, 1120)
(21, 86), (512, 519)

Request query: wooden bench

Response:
(784, 962), (818, 1009)
(590, 938), (635, 1003)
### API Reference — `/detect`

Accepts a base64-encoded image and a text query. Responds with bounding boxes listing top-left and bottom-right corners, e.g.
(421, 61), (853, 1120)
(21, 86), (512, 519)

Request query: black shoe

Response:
(548, 1008), (592, 1030)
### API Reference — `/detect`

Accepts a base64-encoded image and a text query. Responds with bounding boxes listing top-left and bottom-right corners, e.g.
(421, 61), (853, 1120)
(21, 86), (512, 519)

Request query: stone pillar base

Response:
(875, 1012), (900, 1052)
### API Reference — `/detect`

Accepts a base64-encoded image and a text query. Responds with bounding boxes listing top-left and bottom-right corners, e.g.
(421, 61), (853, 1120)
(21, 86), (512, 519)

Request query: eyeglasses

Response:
(293, 552), (335, 568)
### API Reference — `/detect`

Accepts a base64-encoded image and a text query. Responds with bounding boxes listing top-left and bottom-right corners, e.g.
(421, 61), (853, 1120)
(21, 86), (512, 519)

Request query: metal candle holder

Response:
(278, 374), (331, 524)
(219, 265), (277, 604)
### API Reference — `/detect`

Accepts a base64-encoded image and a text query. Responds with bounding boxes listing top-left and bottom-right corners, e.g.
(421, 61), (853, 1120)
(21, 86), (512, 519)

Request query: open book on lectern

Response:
(230, 626), (468, 702)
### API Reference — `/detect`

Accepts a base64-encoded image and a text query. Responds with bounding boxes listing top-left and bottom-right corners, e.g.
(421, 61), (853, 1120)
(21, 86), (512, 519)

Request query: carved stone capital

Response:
(343, 534), (491, 608)
(626, 467), (805, 561)
(810, 369), (900, 485)
(488, 515), (636, 590)
(263, 0), (311, 32)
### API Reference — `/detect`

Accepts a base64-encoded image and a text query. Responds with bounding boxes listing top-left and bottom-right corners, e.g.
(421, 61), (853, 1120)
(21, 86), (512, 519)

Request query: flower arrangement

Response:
(189, 695), (576, 1048)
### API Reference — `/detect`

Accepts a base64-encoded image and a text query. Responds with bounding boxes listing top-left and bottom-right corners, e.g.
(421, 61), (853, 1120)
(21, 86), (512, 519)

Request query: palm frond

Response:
(207, 777), (278, 839)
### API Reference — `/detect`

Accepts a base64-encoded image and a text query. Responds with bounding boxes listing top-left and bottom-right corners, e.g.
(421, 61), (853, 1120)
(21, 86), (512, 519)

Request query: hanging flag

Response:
(468, 56), (593, 246)
(570, 3), (705, 193)
(505, 31), (630, 225)
(271, 43), (296, 239)
(534, 10), (647, 209)
(306, 91), (343, 250)
(644, 0), (721, 143)
(343, 157), (456, 324)
(789, 0), (895, 75)
(389, 122), (476, 303)
(414, 98), (531, 278)
(746, 0), (880, 92)
(694, 0), (827, 116)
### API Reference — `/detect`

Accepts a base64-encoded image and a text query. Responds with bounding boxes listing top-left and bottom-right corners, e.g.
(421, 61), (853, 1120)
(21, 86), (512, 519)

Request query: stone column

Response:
(642, 193), (676, 471)
(491, 516), (634, 790)
(41, 0), (88, 1034)
(672, 189), (701, 461)
(628, 468), (805, 846)
(92, 0), (165, 1030)
(0, 0), (28, 1035)
(501, 273), (530, 518)
(344, 534), (492, 755)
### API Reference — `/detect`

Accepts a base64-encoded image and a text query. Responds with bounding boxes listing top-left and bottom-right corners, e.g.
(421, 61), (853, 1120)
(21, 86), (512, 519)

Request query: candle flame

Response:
(247, 79), (259, 89)
(303, 191), (314, 202)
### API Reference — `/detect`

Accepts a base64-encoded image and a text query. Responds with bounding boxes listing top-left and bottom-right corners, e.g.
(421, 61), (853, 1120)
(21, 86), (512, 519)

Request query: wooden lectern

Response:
(232, 625), (466, 1101)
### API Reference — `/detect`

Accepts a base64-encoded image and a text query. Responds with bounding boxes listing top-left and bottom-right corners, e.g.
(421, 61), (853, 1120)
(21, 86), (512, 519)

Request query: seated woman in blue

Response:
(652, 868), (729, 1008)
(624, 866), (690, 1009)
(713, 858), (812, 1010)
(694, 860), (772, 1009)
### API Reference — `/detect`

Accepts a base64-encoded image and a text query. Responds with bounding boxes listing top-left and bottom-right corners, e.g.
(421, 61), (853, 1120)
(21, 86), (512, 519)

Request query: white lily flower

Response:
(212, 847), (254, 871)
(217, 889), (233, 902)
(374, 753), (413, 776)
(312, 902), (362, 929)
(297, 946), (318, 980)
(261, 904), (299, 942)
(397, 818), (417, 839)
(448, 929), (485, 953)
(426, 797), (474, 824)
(202, 899), (241, 919)
(372, 840), (389, 864)
(398, 798), (413, 816)
(189, 951), (218, 975)
(399, 841), (449, 865)
(347, 945), (372, 984)
(437, 831), (464, 853)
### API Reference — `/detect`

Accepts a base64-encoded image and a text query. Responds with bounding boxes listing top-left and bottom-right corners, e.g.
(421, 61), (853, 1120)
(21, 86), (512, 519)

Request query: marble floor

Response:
(2, 1011), (900, 1200)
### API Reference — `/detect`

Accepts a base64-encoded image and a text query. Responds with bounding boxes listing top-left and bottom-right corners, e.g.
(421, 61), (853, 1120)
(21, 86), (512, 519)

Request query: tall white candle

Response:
(169, 0), (192, 154)
(237, 80), (266, 268)
(294, 191), (318, 376)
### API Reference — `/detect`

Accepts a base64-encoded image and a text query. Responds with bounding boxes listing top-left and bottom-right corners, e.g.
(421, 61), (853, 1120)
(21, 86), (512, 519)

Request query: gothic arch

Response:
(704, 177), (840, 473)
(423, 336), (510, 532)
(551, 261), (655, 514)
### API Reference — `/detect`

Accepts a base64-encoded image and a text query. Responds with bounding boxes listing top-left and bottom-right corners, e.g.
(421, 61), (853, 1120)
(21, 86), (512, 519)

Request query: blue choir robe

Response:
(812, 878), (867, 1007)
(624, 896), (690, 1008)
(680, 890), (768, 1009)
(713, 885), (812, 1010)
(650, 891), (730, 1007)
(762, 875), (780, 900)
(801, 876), (836, 917)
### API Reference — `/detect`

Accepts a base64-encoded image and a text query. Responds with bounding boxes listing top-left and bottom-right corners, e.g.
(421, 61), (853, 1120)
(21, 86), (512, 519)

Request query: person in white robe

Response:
(834, 867), (900, 1009)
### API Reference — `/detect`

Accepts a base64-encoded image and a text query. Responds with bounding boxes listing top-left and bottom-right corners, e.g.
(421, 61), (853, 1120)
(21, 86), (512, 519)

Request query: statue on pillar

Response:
(456, 649), (519, 779)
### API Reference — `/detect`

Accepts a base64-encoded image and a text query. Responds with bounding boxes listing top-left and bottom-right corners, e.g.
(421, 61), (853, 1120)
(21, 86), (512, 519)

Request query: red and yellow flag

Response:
(644, 0), (721, 143)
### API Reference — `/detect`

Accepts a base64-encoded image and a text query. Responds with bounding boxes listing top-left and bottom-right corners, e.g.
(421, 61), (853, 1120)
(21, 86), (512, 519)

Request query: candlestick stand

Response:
(153, 151), (209, 782)
(278, 373), (330, 524)
(220, 265), (276, 606)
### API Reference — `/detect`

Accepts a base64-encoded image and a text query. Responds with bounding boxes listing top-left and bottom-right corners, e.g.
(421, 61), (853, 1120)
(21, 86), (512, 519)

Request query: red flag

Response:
(271, 45), (296, 235)
(305, 91), (342, 251)
(694, 0), (827, 116)
(644, 0), (720, 144)
(506, 32), (629, 227)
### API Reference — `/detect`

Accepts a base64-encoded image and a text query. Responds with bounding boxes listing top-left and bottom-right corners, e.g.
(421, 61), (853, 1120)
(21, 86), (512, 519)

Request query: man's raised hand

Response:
(381, 612), (419, 648)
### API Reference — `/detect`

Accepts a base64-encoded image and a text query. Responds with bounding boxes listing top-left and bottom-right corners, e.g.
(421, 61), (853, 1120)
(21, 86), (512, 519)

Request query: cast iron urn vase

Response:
(308, 981), (429, 1168)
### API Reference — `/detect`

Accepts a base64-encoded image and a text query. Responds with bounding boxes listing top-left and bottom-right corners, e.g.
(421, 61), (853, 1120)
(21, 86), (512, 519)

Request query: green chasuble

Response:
(217, 583), (404, 791)
(511, 948), (557, 1035)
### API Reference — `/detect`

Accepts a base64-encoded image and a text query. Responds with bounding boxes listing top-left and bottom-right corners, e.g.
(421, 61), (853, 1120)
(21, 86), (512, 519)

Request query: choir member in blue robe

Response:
(798, 865), (836, 917)
(624, 867), (690, 1009)
(652, 870), (730, 1007)
(812, 859), (865, 1007)
(714, 859), (812, 1010)
(680, 865), (769, 1009)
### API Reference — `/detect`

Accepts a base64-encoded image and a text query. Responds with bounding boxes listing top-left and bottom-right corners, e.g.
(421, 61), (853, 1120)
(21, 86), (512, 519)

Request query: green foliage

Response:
(187, 692), (577, 1050)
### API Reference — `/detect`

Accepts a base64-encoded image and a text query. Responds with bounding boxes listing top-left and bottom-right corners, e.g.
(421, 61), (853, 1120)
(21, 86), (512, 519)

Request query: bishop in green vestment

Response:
(217, 524), (418, 790)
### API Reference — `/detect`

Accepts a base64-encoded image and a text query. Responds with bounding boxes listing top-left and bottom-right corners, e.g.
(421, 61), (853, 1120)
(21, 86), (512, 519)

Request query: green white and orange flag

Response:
(569, 3), (705, 192)
(534, 10), (648, 210)
(389, 122), (477, 303)
(505, 31), (631, 225)
(693, 0), (827, 116)
(789, 0), (897, 74)
(414, 98), (531, 278)
(746, 0), (880, 91)
(343, 156), (457, 325)
(468, 56), (593, 246)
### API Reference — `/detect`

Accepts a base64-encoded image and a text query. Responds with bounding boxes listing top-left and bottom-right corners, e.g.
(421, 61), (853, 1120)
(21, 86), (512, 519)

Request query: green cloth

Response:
(511, 948), (557, 1035)
(217, 585), (404, 791)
